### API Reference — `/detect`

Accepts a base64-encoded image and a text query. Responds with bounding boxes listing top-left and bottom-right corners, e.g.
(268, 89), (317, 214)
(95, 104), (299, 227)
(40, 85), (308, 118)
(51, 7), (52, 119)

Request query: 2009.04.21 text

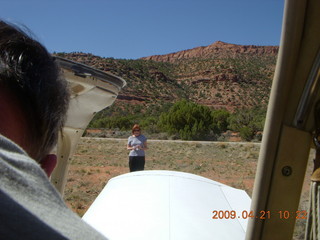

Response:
(212, 210), (308, 220)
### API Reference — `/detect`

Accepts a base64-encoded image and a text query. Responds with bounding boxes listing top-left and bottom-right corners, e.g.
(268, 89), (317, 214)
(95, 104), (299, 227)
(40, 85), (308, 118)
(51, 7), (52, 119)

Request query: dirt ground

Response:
(64, 137), (314, 239)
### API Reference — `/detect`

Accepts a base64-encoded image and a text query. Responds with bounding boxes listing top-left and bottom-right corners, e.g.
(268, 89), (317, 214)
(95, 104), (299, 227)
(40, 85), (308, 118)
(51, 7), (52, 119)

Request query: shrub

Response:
(211, 109), (230, 134)
(229, 106), (266, 141)
(159, 100), (213, 140)
(90, 115), (137, 130)
(239, 127), (255, 141)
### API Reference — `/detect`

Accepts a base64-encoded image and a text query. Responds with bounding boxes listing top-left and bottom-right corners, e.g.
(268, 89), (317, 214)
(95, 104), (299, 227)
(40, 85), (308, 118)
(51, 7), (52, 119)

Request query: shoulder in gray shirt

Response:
(0, 134), (107, 240)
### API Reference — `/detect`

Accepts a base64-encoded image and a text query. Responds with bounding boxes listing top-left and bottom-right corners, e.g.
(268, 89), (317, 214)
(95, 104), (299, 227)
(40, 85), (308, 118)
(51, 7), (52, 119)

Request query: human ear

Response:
(40, 154), (57, 177)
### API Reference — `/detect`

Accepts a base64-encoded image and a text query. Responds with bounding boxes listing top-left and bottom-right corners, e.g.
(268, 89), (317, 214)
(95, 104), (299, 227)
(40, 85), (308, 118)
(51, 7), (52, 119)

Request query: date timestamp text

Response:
(212, 210), (308, 220)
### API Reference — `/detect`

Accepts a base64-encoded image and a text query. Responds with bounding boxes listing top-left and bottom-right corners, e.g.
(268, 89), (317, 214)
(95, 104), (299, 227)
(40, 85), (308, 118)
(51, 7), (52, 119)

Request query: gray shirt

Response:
(0, 134), (107, 240)
(128, 135), (147, 157)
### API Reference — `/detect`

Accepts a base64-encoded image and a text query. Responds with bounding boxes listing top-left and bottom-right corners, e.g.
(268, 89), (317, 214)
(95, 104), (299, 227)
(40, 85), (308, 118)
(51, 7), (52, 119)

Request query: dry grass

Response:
(64, 137), (314, 239)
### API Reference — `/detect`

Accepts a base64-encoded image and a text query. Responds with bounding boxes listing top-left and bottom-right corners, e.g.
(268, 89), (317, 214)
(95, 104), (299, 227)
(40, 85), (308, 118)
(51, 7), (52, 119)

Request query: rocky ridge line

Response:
(141, 41), (278, 63)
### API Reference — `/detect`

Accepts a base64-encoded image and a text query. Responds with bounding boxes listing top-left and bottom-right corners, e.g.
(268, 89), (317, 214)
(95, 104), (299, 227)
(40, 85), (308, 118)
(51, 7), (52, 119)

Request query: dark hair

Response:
(0, 21), (70, 161)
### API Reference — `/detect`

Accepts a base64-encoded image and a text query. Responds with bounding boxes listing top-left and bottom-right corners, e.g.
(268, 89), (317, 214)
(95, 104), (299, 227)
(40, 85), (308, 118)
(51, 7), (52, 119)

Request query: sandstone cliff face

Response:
(141, 41), (278, 63)
(56, 40), (277, 112)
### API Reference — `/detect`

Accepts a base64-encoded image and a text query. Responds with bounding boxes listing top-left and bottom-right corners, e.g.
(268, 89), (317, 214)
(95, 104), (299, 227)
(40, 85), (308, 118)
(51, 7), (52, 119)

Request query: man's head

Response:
(0, 21), (70, 163)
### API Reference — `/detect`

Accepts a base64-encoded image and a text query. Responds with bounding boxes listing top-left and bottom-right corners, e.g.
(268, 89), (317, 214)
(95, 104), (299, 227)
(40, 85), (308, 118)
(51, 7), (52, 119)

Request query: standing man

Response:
(0, 21), (107, 239)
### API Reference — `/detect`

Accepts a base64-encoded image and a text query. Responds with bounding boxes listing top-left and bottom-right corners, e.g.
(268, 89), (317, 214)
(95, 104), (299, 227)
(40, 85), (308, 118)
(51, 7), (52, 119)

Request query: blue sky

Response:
(1, 0), (284, 59)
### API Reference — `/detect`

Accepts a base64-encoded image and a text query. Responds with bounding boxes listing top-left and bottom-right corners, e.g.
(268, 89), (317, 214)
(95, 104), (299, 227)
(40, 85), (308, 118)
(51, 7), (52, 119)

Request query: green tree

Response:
(140, 116), (160, 133)
(228, 106), (266, 141)
(159, 100), (213, 140)
(239, 126), (255, 141)
(211, 109), (230, 134)
(90, 115), (136, 130)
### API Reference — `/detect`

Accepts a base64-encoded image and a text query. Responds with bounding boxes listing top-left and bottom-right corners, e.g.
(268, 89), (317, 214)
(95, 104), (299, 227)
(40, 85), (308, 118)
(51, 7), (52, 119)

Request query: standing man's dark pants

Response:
(129, 156), (145, 172)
